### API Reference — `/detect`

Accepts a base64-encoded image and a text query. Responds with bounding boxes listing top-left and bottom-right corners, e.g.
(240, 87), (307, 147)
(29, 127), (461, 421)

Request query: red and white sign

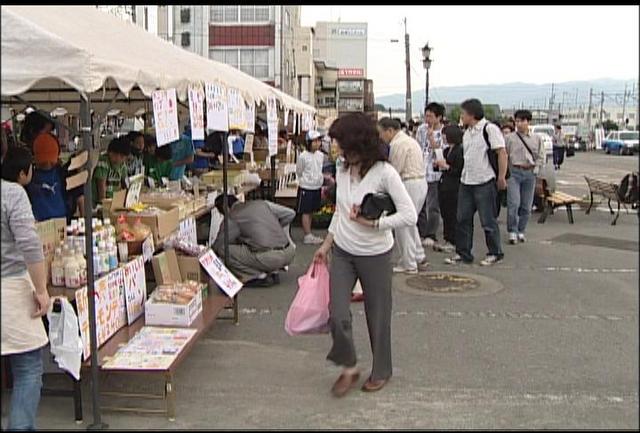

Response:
(338, 68), (364, 78)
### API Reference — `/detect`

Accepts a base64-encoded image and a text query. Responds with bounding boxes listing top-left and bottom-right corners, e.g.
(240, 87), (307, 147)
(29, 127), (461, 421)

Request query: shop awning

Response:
(1, 5), (315, 115)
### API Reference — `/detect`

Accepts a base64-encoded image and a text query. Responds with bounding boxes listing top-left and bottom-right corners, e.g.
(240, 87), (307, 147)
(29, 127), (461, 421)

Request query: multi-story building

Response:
(314, 60), (339, 125)
(208, 5), (299, 96)
(295, 26), (315, 107)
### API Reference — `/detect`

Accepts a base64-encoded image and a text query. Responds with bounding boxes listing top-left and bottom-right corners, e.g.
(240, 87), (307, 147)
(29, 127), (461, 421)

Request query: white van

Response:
(530, 124), (555, 163)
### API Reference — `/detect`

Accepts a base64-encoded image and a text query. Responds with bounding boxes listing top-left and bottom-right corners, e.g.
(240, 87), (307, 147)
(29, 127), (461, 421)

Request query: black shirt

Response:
(439, 144), (464, 191)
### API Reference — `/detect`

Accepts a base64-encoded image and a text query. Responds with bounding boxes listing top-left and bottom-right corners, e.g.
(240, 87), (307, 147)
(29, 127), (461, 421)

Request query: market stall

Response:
(1, 5), (315, 426)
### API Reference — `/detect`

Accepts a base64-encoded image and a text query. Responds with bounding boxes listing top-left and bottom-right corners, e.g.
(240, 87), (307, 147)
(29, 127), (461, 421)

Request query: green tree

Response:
(448, 106), (461, 124)
(599, 120), (618, 131)
(484, 106), (498, 122)
(374, 103), (386, 111)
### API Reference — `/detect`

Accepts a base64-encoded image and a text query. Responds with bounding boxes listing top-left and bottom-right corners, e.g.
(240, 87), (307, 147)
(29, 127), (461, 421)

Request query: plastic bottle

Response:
(64, 247), (81, 289)
(103, 218), (116, 244)
(107, 241), (118, 270)
(95, 220), (104, 246)
(66, 225), (75, 253)
(51, 248), (66, 287)
(77, 220), (86, 255)
(92, 219), (99, 248)
(76, 248), (87, 286)
(92, 246), (101, 277)
(99, 241), (109, 274)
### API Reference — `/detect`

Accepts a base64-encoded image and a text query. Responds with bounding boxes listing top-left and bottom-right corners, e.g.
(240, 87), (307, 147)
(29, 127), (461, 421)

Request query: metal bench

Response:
(584, 176), (624, 225)
(536, 178), (580, 224)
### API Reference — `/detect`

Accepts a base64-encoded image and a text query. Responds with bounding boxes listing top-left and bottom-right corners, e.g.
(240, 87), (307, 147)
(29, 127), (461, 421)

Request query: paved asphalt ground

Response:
(5, 151), (638, 430)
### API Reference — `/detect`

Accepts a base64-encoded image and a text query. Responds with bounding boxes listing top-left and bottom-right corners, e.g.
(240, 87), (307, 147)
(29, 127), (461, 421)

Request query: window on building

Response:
(240, 49), (254, 75)
(211, 48), (270, 79)
(210, 49), (224, 63)
(254, 49), (269, 78)
(255, 6), (270, 22)
(338, 80), (364, 94)
(302, 45), (308, 52)
(180, 8), (191, 23)
(224, 5), (238, 22)
(240, 6), (254, 22)
(181, 32), (190, 47)
(210, 6), (223, 23)
(225, 50), (239, 68)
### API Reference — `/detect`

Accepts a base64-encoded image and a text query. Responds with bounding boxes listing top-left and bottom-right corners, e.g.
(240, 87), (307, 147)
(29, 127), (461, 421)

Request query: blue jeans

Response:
(6, 348), (43, 431)
(455, 181), (503, 262)
(507, 167), (536, 234)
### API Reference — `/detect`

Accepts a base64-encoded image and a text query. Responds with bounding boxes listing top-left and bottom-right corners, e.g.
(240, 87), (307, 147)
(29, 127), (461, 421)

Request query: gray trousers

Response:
(326, 244), (393, 381)
(417, 181), (441, 240)
(225, 243), (295, 283)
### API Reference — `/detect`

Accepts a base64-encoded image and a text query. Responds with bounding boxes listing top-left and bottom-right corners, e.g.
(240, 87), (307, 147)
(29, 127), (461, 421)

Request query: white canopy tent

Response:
(1, 5), (315, 116)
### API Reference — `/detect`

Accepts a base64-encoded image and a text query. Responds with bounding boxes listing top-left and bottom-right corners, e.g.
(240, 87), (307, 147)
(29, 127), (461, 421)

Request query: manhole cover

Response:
(406, 273), (479, 293)
(399, 272), (504, 297)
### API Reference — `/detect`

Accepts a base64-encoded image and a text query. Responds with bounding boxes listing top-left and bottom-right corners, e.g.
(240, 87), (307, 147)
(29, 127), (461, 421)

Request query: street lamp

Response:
(421, 43), (433, 110)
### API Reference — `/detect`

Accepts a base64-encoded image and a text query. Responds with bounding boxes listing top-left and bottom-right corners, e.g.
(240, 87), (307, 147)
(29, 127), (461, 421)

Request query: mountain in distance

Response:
(375, 78), (636, 111)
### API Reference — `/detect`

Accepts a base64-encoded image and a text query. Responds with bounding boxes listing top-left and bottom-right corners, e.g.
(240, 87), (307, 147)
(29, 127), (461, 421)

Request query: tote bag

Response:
(284, 261), (331, 336)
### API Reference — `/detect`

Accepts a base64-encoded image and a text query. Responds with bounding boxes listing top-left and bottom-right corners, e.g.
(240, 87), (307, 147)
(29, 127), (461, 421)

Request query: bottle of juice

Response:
(95, 220), (104, 246)
(51, 248), (66, 287)
(99, 241), (110, 274)
(103, 218), (116, 244)
(66, 225), (75, 252)
(92, 246), (101, 277)
(107, 240), (118, 270)
(77, 220), (86, 254)
(64, 247), (81, 289)
(76, 248), (87, 286)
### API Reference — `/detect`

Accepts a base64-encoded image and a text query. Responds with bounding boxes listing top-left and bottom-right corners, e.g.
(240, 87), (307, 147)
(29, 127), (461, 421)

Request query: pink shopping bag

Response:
(284, 261), (331, 336)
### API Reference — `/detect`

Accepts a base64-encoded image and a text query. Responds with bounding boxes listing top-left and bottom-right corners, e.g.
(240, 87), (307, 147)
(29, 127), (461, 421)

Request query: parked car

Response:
(530, 124), (555, 163)
(602, 130), (639, 155)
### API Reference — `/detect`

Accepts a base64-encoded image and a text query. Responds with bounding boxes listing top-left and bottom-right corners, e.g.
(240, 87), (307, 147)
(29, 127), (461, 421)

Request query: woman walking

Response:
(1, 146), (51, 430)
(313, 113), (417, 397)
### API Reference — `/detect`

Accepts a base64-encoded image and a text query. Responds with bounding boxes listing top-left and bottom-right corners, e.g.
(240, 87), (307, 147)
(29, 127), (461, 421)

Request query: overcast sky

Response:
(301, 5), (639, 97)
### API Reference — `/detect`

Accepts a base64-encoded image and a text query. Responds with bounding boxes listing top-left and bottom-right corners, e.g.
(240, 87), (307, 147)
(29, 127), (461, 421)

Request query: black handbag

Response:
(565, 146), (575, 157)
(360, 193), (396, 220)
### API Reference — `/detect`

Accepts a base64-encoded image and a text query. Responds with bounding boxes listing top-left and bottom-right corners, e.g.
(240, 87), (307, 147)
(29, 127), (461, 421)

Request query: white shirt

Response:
(296, 150), (325, 190)
(328, 161), (418, 256)
(416, 123), (446, 183)
(461, 118), (505, 185)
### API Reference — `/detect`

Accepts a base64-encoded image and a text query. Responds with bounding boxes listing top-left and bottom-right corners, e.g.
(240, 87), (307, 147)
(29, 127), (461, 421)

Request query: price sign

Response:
(142, 236), (155, 262)
(123, 256), (146, 325)
(151, 89), (180, 147)
(188, 84), (206, 140)
(205, 83), (229, 132)
(199, 249), (243, 298)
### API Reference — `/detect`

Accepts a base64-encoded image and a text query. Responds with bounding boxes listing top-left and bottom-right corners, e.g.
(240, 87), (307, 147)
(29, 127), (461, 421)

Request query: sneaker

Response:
(417, 260), (430, 271)
(393, 266), (418, 274)
(518, 233), (526, 243)
(508, 233), (518, 245)
(434, 242), (456, 253)
(444, 254), (464, 265)
(480, 255), (503, 266)
(421, 237), (436, 247)
(303, 234), (324, 245)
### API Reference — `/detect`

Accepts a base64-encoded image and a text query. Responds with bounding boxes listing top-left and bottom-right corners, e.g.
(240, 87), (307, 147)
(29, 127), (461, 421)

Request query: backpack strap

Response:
(482, 123), (491, 150)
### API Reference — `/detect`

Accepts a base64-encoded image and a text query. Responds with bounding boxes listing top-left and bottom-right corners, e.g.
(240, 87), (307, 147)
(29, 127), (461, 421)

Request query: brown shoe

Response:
(331, 371), (360, 397)
(361, 376), (389, 392)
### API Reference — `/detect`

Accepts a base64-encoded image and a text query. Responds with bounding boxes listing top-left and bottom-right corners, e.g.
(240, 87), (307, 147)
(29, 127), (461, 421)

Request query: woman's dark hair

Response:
(425, 102), (445, 119)
(330, 112), (386, 178)
(501, 123), (515, 133)
(442, 125), (464, 146)
(460, 99), (484, 121)
(1, 146), (33, 182)
(204, 131), (224, 156)
(144, 134), (157, 150)
(513, 110), (533, 122)
(378, 117), (401, 131)
(20, 110), (55, 146)
(156, 143), (173, 161)
(107, 137), (131, 156)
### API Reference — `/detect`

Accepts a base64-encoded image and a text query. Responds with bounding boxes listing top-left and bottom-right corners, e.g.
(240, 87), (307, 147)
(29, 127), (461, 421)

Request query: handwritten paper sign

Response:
(227, 88), (246, 131)
(267, 95), (278, 122)
(268, 120), (278, 157)
(245, 101), (255, 133)
(124, 174), (144, 208)
(199, 249), (243, 298)
(188, 84), (205, 140)
(179, 216), (197, 245)
(208, 207), (223, 248)
(76, 269), (127, 360)
(244, 133), (254, 154)
(152, 89), (180, 147)
(142, 236), (155, 262)
(284, 109), (289, 127)
(123, 256), (146, 325)
(205, 83), (229, 132)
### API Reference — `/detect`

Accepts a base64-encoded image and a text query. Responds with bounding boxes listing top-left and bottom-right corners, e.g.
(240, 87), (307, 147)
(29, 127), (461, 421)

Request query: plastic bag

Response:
(47, 297), (83, 380)
(284, 261), (330, 336)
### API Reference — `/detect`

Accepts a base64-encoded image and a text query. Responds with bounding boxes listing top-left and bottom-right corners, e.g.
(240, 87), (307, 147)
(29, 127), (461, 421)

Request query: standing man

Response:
(416, 102), (446, 248)
(552, 124), (565, 170)
(505, 110), (546, 244)
(445, 99), (508, 266)
(378, 118), (429, 273)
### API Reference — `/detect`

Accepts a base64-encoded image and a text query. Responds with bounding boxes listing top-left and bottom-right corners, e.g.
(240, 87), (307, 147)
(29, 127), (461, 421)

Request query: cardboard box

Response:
(152, 249), (209, 300)
(144, 287), (202, 327)
(114, 207), (180, 245)
(200, 170), (245, 187)
(36, 218), (67, 283)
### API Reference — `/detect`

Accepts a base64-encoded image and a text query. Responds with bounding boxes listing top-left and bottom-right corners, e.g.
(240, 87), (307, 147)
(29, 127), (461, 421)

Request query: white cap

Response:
(306, 130), (323, 141)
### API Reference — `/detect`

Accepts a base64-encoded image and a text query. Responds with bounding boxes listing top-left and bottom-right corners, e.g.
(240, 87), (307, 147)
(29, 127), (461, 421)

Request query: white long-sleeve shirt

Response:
(328, 161), (417, 256)
(296, 150), (324, 190)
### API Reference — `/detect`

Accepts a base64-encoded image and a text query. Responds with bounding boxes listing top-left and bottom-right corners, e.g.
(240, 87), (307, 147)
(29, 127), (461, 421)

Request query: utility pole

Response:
(621, 83), (628, 129)
(599, 91), (605, 129)
(547, 83), (555, 124)
(404, 17), (412, 123)
(586, 87), (593, 134)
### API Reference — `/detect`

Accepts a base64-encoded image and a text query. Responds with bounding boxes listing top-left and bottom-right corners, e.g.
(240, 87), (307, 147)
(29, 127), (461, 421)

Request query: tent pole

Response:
(221, 130), (238, 324)
(81, 96), (108, 430)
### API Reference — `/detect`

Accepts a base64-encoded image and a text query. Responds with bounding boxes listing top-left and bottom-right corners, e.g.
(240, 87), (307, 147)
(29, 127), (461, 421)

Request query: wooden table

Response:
(84, 295), (232, 420)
